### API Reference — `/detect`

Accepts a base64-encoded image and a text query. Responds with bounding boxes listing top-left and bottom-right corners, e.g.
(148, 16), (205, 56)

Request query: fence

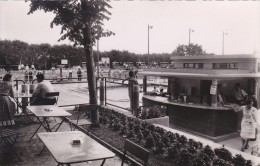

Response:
(102, 77), (132, 111)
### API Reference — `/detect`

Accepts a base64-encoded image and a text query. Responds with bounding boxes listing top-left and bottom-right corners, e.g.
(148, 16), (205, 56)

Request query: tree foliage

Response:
(28, 0), (114, 46)
(172, 43), (208, 56)
(0, 39), (172, 69)
(28, 0), (114, 124)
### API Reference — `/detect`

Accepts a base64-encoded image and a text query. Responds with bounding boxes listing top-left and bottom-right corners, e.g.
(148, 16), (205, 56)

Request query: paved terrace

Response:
(1, 82), (260, 165)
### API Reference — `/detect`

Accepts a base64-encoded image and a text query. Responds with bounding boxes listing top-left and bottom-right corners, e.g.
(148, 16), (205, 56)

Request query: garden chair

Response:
(0, 107), (21, 161)
(68, 104), (98, 131)
(121, 139), (150, 166)
(45, 92), (60, 122)
(45, 92), (60, 105)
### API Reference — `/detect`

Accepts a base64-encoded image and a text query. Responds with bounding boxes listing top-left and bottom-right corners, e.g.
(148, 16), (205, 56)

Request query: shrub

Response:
(144, 133), (156, 148)
(198, 152), (212, 166)
(167, 145), (180, 160)
(177, 149), (194, 166)
(202, 145), (215, 160)
(214, 146), (233, 162)
(213, 158), (230, 166)
(97, 107), (253, 166)
(192, 157), (207, 166)
(233, 154), (246, 166)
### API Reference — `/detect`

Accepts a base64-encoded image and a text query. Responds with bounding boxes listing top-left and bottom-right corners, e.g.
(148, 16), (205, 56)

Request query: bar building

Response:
(140, 54), (260, 142)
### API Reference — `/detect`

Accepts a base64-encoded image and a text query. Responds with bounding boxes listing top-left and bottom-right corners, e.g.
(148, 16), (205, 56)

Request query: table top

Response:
(27, 105), (71, 117)
(14, 92), (32, 98)
(38, 131), (115, 164)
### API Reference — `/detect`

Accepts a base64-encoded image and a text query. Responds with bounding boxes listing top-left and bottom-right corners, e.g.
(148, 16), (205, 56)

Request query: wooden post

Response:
(100, 79), (105, 106)
(211, 79), (218, 108)
(132, 85), (139, 116)
(143, 76), (147, 93)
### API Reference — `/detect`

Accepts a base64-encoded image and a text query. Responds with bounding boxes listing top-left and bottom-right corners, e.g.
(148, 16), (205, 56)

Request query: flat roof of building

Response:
(171, 54), (260, 60)
(139, 71), (260, 79)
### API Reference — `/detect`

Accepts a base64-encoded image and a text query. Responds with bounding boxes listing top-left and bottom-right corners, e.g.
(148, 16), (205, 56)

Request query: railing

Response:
(31, 77), (88, 84)
(101, 77), (130, 111)
(101, 77), (144, 112)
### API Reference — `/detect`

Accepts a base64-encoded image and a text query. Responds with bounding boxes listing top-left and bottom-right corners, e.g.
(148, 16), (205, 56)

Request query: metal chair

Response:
(121, 139), (150, 166)
(45, 92), (60, 105)
(68, 104), (97, 131)
(0, 106), (21, 161)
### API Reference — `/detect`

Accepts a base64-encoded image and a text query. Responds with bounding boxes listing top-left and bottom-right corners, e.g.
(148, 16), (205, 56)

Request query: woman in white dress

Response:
(236, 99), (257, 151)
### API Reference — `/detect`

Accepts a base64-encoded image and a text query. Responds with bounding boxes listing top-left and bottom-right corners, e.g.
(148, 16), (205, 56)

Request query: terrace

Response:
(1, 71), (260, 166)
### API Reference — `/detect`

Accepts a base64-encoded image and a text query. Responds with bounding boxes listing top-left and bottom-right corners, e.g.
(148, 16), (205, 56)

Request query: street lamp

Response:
(188, 28), (195, 45)
(148, 24), (153, 65)
(222, 31), (228, 55)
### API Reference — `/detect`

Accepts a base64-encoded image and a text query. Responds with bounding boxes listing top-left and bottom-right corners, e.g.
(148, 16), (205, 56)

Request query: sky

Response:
(0, 1), (259, 55)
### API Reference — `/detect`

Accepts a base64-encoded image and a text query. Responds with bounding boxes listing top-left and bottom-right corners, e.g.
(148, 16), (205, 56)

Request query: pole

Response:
(132, 85), (139, 116)
(143, 76), (147, 93)
(222, 32), (225, 55)
(148, 24), (150, 65)
(100, 79), (105, 105)
(189, 28), (191, 45)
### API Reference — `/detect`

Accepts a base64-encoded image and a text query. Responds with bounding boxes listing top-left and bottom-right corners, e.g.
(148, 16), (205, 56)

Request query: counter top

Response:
(143, 95), (232, 110)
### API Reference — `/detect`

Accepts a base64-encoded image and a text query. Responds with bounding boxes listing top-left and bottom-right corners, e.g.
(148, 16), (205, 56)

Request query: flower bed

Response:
(94, 107), (253, 166)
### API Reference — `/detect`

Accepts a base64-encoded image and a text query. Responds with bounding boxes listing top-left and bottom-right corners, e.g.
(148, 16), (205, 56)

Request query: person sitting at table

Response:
(234, 83), (248, 105)
(152, 86), (159, 94)
(31, 72), (56, 105)
(0, 74), (16, 120)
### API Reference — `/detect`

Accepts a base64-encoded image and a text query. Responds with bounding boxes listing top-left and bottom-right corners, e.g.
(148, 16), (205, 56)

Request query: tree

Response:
(28, 0), (114, 124)
(172, 43), (207, 56)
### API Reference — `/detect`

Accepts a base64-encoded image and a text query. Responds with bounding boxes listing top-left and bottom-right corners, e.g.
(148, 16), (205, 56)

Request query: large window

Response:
(212, 63), (237, 69)
(183, 63), (203, 69)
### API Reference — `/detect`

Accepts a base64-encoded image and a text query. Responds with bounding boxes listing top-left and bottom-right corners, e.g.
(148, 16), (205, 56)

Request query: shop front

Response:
(140, 54), (260, 141)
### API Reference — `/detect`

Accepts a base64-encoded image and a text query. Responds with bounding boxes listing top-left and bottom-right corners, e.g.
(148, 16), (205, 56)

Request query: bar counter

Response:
(143, 95), (238, 141)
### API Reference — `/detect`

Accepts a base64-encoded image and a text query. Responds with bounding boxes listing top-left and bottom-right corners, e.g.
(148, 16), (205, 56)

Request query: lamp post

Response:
(222, 32), (228, 55)
(188, 28), (194, 45)
(148, 24), (153, 65)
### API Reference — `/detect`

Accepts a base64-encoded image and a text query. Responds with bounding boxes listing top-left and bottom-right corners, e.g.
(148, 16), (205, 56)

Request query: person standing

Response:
(0, 74), (16, 121)
(77, 68), (82, 81)
(24, 70), (29, 82)
(51, 67), (56, 75)
(29, 70), (33, 82)
(235, 99), (258, 151)
(234, 83), (248, 105)
(68, 68), (73, 80)
(122, 70), (139, 111)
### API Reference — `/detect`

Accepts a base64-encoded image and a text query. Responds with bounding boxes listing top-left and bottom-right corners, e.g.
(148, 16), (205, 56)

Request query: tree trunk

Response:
(84, 45), (97, 104)
(84, 37), (99, 125)
(81, 0), (99, 125)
